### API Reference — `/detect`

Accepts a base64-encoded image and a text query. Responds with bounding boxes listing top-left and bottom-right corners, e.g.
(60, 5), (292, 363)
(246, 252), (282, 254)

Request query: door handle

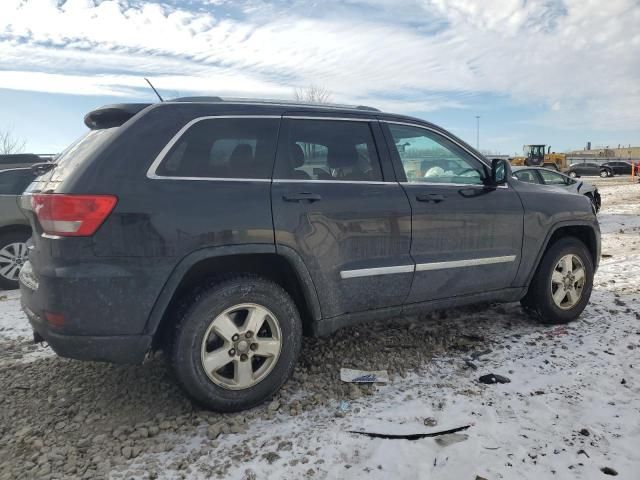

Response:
(416, 193), (446, 203)
(283, 192), (323, 202)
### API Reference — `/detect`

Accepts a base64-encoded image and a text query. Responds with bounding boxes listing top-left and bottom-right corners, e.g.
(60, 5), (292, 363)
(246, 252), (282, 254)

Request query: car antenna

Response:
(144, 78), (164, 102)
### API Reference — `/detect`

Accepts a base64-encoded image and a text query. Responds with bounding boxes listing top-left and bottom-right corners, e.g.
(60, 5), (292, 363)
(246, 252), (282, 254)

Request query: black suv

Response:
(19, 98), (600, 411)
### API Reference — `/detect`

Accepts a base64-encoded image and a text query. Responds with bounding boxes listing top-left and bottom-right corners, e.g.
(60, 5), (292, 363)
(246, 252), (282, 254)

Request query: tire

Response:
(599, 169), (609, 178)
(0, 230), (30, 290)
(521, 237), (593, 325)
(569, 171), (577, 178)
(170, 275), (302, 412)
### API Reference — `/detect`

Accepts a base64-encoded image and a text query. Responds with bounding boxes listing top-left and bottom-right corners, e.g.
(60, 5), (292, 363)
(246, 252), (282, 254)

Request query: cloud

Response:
(0, 0), (639, 130)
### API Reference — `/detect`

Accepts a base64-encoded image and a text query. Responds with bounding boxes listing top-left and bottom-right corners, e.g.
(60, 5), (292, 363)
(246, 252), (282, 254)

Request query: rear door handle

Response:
(283, 192), (322, 202)
(416, 193), (445, 203)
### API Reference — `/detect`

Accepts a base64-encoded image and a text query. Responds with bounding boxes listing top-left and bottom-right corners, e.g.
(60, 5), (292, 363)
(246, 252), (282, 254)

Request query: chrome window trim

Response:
(415, 255), (516, 272)
(146, 115), (281, 181)
(282, 115), (375, 122)
(400, 181), (509, 189)
(340, 264), (414, 279)
(273, 179), (392, 185)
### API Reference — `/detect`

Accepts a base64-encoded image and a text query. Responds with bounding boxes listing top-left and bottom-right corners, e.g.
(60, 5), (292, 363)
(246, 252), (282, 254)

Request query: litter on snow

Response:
(340, 368), (389, 383)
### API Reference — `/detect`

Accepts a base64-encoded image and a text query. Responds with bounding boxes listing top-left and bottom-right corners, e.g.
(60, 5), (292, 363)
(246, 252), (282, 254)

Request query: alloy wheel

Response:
(550, 254), (586, 310)
(200, 303), (282, 390)
(0, 242), (28, 282)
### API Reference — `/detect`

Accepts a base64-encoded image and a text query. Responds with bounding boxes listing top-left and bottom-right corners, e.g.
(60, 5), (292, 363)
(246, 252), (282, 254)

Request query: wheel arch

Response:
(525, 222), (599, 289)
(145, 244), (322, 348)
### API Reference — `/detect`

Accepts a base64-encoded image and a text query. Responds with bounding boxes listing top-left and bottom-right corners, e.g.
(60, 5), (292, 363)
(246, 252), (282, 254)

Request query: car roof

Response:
(86, 97), (454, 139)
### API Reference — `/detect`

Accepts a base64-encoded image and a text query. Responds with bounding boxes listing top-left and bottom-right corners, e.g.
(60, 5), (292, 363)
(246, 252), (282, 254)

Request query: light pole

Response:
(475, 115), (480, 150)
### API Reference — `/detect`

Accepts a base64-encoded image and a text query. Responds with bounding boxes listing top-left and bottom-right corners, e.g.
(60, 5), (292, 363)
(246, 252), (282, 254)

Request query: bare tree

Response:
(293, 86), (333, 160)
(293, 85), (333, 104)
(0, 127), (26, 155)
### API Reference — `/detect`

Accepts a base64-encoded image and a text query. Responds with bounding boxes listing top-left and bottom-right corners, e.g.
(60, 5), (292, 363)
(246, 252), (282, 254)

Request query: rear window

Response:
(154, 118), (279, 179)
(40, 128), (119, 183)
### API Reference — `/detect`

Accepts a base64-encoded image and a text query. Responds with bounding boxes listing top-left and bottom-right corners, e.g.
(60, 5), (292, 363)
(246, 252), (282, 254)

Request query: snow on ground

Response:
(122, 180), (640, 480)
(0, 180), (638, 480)
(0, 290), (29, 339)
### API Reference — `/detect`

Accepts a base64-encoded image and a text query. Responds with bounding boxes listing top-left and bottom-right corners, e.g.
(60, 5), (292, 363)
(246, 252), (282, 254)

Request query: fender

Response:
(519, 219), (600, 289)
(143, 243), (322, 336)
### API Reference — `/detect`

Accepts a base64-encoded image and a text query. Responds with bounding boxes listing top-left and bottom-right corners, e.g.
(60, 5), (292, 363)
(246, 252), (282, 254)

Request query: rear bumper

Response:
(22, 299), (151, 364)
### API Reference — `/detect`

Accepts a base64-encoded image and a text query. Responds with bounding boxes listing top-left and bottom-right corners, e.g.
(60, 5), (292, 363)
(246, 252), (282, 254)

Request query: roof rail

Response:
(355, 105), (380, 112)
(172, 96), (223, 103)
(168, 96), (381, 112)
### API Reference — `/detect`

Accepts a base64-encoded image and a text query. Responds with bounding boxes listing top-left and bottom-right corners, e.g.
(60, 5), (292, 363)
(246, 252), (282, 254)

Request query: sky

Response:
(0, 0), (639, 155)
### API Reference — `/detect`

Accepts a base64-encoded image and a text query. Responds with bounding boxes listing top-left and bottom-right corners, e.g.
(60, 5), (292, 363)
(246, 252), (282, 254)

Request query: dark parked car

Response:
(20, 98), (600, 411)
(0, 168), (35, 289)
(512, 167), (601, 212)
(601, 161), (635, 176)
(566, 162), (612, 178)
(0, 154), (45, 170)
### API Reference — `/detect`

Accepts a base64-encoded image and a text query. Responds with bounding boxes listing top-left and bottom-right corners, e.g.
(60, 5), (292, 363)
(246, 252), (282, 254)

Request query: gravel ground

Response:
(1, 181), (639, 480)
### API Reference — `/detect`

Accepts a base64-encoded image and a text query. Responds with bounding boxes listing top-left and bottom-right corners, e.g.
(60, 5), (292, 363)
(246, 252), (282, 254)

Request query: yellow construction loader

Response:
(510, 145), (568, 171)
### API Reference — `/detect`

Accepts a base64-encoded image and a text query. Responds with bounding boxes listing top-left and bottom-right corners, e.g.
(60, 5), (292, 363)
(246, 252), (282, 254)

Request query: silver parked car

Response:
(0, 168), (34, 289)
(512, 166), (601, 213)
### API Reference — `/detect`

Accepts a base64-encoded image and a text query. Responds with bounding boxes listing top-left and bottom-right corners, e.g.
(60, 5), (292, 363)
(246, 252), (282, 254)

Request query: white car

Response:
(512, 166), (601, 213)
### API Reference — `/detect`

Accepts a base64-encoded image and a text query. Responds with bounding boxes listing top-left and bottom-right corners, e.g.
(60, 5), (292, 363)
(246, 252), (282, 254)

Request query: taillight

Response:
(31, 194), (117, 237)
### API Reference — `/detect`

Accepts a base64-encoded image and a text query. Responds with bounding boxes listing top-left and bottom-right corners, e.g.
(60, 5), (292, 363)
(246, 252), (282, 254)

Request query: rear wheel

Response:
(170, 275), (302, 412)
(521, 237), (593, 324)
(0, 231), (30, 290)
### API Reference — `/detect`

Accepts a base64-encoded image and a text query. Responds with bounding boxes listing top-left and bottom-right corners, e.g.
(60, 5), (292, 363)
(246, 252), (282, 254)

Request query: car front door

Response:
(538, 169), (570, 188)
(382, 121), (524, 303)
(271, 115), (413, 318)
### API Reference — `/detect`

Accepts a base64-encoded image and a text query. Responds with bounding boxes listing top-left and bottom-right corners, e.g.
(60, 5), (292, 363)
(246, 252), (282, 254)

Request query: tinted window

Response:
(514, 170), (540, 184)
(387, 124), (484, 185)
(48, 128), (119, 182)
(0, 169), (34, 195)
(274, 119), (382, 181)
(156, 118), (279, 179)
(539, 170), (567, 185)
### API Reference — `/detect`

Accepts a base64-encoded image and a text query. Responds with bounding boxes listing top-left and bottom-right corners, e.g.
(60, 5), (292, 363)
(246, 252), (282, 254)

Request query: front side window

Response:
(539, 169), (567, 185)
(387, 124), (484, 185)
(155, 118), (279, 179)
(274, 119), (383, 182)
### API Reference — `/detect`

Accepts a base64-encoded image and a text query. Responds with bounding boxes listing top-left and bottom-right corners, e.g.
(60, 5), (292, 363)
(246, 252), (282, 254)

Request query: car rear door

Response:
(381, 121), (524, 304)
(271, 114), (413, 318)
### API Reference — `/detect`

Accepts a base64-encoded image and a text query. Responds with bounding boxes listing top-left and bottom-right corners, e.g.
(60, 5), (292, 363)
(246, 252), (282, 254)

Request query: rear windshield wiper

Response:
(31, 162), (55, 176)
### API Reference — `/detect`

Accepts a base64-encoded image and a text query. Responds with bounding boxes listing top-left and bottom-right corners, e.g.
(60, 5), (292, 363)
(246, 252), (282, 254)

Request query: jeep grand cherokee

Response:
(19, 98), (600, 411)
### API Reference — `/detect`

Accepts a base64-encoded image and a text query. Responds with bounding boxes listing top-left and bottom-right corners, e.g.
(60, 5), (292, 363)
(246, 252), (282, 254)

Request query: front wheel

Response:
(521, 237), (594, 324)
(600, 170), (609, 178)
(170, 275), (302, 412)
(569, 171), (577, 178)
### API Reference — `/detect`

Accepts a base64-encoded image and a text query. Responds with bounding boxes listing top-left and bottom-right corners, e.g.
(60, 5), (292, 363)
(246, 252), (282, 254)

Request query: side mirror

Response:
(488, 158), (511, 186)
